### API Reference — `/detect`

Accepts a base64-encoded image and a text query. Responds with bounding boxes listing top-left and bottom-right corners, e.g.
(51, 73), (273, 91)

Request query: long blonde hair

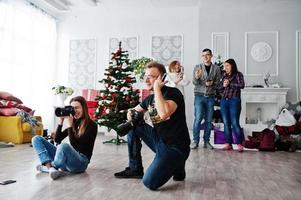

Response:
(70, 96), (90, 136)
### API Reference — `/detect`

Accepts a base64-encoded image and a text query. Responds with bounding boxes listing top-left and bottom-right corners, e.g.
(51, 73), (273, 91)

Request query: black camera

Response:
(116, 111), (144, 137)
(55, 106), (75, 117)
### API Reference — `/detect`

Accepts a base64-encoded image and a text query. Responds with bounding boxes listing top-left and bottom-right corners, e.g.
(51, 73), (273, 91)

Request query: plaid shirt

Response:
(219, 71), (245, 99)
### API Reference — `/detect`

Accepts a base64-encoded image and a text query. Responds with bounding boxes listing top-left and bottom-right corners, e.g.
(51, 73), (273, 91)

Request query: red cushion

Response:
(0, 91), (23, 104)
(16, 104), (33, 113)
(0, 107), (19, 116)
(0, 99), (18, 108)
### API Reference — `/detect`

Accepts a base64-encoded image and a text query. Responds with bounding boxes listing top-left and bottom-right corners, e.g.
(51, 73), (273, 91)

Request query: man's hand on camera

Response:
(127, 109), (134, 121)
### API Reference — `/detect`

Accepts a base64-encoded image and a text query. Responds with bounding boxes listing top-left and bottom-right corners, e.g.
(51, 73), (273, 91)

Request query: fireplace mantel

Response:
(240, 87), (290, 135)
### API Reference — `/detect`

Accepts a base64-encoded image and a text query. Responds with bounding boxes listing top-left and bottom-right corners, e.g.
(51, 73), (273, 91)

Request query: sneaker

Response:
(190, 141), (199, 149)
(49, 167), (63, 180)
(222, 144), (233, 151)
(173, 170), (186, 181)
(114, 167), (144, 179)
(36, 164), (49, 173)
(237, 144), (244, 152)
(204, 141), (214, 149)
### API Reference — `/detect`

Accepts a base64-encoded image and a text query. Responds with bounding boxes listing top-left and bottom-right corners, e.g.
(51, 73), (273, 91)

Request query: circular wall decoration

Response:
(250, 42), (273, 62)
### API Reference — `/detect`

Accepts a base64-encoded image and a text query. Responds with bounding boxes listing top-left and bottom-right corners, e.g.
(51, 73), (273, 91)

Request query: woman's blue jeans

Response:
(31, 135), (89, 173)
(127, 124), (190, 190)
(220, 97), (244, 144)
(192, 95), (215, 144)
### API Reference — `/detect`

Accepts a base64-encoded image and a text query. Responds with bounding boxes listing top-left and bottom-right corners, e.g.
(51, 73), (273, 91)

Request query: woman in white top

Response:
(166, 60), (190, 97)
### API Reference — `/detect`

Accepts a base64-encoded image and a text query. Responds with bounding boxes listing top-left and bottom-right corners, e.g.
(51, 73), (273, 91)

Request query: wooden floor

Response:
(1, 133), (301, 200)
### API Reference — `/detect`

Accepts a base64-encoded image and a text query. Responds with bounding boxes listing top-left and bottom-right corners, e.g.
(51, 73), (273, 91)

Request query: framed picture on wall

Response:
(109, 36), (138, 60)
(211, 32), (229, 63)
(151, 35), (183, 66)
(68, 38), (97, 96)
(245, 31), (279, 76)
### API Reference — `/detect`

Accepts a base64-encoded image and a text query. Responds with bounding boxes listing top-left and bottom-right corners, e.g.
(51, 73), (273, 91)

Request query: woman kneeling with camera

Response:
(32, 96), (97, 180)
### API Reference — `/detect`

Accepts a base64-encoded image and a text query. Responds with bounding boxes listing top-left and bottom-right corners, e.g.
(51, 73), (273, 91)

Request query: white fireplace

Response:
(240, 87), (290, 135)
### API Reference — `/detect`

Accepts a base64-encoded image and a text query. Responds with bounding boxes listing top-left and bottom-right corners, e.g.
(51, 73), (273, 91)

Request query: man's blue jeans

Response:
(127, 124), (190, 190)
(220, 97), (244, 144)
(192, 95), (215, 144)
(31, 135), (89, 173)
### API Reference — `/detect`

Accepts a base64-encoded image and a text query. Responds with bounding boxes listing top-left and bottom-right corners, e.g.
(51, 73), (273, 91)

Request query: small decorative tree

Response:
(95, 42), (140, 145)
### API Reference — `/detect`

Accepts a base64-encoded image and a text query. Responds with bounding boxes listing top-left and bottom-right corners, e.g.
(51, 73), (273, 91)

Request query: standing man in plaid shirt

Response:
(219, 58), (245, 152)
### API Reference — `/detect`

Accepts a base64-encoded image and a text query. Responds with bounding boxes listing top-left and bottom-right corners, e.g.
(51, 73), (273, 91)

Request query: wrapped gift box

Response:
(87, 101), (98, 120)
(214, 127), (245, 144)
(82, 89), (99, 101)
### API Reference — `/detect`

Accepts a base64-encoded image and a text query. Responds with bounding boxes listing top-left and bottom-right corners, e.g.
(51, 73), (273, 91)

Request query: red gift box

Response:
(82, 89), (99, 101)
(87, 101), (98, 120)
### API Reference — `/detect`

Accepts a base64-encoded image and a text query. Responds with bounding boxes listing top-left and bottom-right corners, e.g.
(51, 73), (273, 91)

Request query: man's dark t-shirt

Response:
(140, 86), (190, 153)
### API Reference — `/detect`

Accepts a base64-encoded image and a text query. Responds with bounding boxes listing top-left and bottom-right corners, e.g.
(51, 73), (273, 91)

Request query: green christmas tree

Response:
(95, 42), (140, 145)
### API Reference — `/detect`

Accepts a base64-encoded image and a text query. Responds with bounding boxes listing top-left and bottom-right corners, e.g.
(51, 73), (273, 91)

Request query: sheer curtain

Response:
(0, 0), (56, 130)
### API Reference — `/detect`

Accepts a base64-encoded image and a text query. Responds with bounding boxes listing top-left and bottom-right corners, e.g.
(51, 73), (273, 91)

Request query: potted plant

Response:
(52, 85), (74, 106)
(130, 57), (153, 81)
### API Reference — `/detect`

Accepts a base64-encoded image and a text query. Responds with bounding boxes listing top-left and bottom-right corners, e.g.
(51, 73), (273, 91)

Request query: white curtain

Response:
(0, 0), (56, 130)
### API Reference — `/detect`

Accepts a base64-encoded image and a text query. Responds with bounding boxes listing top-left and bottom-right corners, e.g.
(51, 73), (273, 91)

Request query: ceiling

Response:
(27, 0), (100, 16)
(27, 0), (199, 17)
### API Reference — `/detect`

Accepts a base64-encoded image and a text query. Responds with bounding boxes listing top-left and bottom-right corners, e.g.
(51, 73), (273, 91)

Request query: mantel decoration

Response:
(263, 72), (271, 88)
(52, 85), (74, 107)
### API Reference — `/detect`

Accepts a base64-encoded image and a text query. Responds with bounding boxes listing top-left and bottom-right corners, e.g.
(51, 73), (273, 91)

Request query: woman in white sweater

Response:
(166, 60), (190, 97)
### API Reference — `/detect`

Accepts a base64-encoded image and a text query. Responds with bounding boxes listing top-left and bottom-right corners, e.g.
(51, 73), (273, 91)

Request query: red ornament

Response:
(111, 93), (116, 98)
(125, 96), (130, 102)
(125, 78), (132, 83)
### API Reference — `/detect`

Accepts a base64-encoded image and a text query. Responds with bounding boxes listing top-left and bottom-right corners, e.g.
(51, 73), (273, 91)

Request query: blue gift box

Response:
(214, 127), (244, 144)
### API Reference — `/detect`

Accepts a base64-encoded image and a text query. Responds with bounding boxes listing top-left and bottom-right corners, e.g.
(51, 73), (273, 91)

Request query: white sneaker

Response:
(49, 167), (63, 180)
(190, 141), (199, 149)
(36, 164), (49, 173)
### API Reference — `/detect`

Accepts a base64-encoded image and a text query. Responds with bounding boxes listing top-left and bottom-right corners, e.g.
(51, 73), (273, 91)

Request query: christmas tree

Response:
(95, 42), (140, 145)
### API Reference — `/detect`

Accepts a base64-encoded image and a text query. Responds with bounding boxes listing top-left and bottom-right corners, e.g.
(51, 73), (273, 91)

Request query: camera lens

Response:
(55, 106), (75, 117)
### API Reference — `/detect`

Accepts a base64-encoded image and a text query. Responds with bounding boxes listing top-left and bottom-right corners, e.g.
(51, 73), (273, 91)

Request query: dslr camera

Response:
(55, 106), (75, 117)
(116, 110), (144, 137)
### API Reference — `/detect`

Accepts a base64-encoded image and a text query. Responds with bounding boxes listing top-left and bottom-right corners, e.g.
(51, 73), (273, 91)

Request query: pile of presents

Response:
(214, 100), (301, 152)
(214, 106), (301, 152)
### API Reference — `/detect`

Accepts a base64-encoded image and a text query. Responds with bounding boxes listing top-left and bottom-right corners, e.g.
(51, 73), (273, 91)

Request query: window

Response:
(0, 0), (56, 129)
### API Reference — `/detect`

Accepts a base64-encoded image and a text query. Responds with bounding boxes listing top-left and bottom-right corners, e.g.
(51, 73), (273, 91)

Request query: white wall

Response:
(56, 0), (301, 130)
(56, 0), (199, 128)
(199, 0), (301, 101)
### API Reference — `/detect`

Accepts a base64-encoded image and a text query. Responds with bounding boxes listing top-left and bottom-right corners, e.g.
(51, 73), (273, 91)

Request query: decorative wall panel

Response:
(69, 39), (96, 96)
(211, 32), (229, 62)
(109, 37), (138, 60)
(245, 31), (278, 76)
(296, 30), (301, 101)
(151, 35), (183, 66)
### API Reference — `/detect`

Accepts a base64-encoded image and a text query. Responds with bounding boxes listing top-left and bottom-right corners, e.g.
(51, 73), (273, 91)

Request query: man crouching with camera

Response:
(114, 62), (191, 190)
(32, 96), (97, 180)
